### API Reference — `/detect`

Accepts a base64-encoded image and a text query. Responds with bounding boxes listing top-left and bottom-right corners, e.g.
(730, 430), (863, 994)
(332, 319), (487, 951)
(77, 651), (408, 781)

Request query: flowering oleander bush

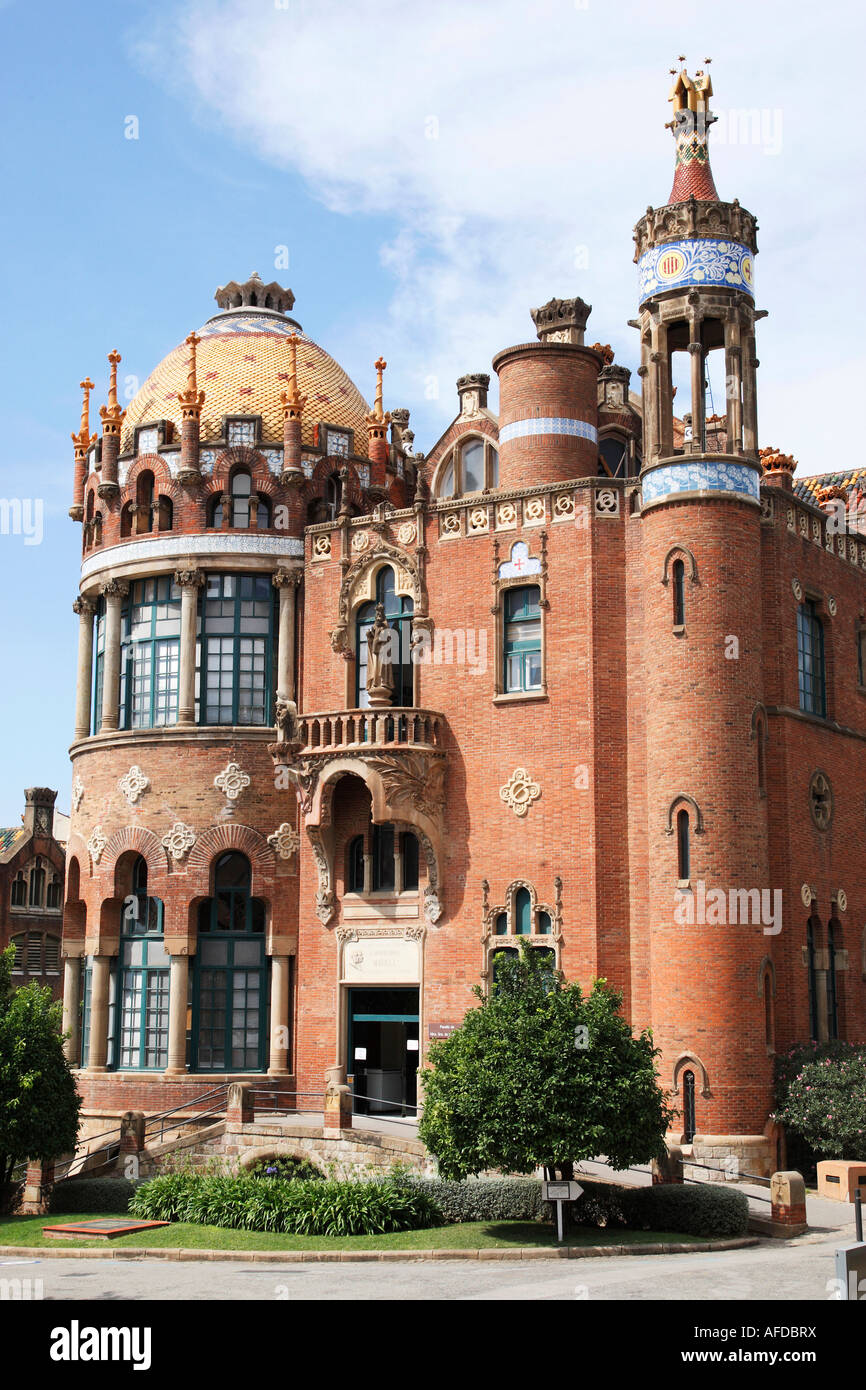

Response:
(773, 1046), (866, 1160)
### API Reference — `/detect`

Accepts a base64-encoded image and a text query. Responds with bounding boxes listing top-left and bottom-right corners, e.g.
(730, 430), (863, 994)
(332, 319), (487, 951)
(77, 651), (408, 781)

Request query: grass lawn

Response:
(0, 1214), (717, 1253)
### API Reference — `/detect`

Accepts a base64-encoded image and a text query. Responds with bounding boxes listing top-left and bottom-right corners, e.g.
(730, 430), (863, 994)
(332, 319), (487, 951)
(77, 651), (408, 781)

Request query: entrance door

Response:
(348, 988), (419, 1117)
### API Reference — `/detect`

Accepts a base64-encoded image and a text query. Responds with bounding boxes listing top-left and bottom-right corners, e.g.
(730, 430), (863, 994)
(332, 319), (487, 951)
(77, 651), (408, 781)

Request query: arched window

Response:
(599, 435), (627, 478)
(117, 855), (169, 1070)
(255, 493), (272, 528)
(494, 912), (508, 936)
(193, 852), (267, 1072)
(231, 470), (252, 528)
(28, 858), (45, 908)
(797, 600), (826, 716)
(682, 1069), (696, 1143)
(504, 586), (542, 693)
(672, 558), (686, 628)
(537, 910), (552, 935)
(827, 919), (839, 1040)
(372, 824), (395, 892)
(676, 808), (690, 881)
(436, 438), (499, 497)
(10, 872), (26, 908)
(120, 502), (135, 538)
(514, 886), (532, 935)
(763, 970), (774, 1051)
(326, 473), (342, 521)
(156, 495), (173, 532)
(355, 567), (414, 708)
(347, 836), (365, 893)
(806, 915), (820, 1041)
(135, 471), (154, 534)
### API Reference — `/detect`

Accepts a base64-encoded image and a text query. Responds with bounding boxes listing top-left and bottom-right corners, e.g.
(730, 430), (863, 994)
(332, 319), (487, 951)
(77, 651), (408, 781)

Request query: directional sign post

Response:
(542, 1179), (583, 1244)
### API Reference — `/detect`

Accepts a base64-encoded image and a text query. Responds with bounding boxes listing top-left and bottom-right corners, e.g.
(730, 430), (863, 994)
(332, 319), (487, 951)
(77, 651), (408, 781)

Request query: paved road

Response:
(1, 1232), (848, 1301)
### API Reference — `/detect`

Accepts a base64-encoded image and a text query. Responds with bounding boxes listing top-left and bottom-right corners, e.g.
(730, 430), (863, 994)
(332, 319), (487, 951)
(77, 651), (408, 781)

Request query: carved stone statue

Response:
(365, 603), (395, 708)
(274, 697), (299, 746)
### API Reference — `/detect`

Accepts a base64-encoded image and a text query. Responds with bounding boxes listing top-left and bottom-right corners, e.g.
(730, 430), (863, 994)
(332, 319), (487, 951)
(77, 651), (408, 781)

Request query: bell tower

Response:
(636, 64), (774, 1167)
(634, 60), (761, 485)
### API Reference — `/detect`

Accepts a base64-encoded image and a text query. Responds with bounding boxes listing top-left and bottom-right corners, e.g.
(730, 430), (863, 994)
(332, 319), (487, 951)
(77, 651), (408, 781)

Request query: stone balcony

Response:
(298, 707), (443, 753)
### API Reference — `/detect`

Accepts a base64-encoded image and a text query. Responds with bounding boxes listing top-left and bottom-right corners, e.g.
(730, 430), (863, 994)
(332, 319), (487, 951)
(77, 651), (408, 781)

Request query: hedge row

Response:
(50, 1179), (137, 1214)
(571, 1178), (750, 1238)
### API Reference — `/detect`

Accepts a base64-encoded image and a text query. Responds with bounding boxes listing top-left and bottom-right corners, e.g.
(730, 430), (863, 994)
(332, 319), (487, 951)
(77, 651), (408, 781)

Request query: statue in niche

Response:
(366, 603), (395, 708)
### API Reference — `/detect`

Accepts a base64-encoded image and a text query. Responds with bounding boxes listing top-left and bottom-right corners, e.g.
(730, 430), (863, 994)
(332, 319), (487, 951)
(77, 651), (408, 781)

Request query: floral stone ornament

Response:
(161, 822), (196, 862)
(499, 767), (542, 818)
(267, 823), (300, 860)
(87, 826), (108, 864)
(71, 775), (85, 812)
(118, 765), (150, 805)
(214, 761), (251, 802)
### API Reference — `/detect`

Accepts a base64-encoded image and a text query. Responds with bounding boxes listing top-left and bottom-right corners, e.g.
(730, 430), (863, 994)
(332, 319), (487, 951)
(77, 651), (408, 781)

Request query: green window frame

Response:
(120, 578), (182, 730)
(115, 858), (169, 1070)
(80, 961), (92, 1068)
(504, 585), (542, 693)
(192, 853), (268, 1072)
(199, 575), (275, 726)
(355, 567), (414, 708)
(797, 599), (826, 717)
(92, 599), (106, 730)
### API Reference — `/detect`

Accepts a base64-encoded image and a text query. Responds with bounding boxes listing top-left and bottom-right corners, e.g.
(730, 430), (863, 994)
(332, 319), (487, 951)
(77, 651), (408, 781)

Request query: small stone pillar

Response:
(365, 357), (391, 491)
(226, 1081), (255, 1125)
(770, 1170), (807, 1227)
(97, 350), (124, 498)
(324, 1065), (352, 1132)
(18, 1159), (54, 1215)
(120, 1111), (146, 1155)
(652, 1144), (684, 1185)
(280, 330), (306, 484)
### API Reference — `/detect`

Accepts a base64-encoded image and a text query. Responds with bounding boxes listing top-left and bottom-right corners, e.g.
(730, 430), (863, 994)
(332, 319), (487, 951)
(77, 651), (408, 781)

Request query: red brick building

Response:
(1, 788), (66, 1000)
(61, 68), (866, 1172)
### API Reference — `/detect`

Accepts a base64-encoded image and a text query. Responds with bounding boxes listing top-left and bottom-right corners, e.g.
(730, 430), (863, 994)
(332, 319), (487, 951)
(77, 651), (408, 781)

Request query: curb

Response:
(0, 1236), (758, 1263)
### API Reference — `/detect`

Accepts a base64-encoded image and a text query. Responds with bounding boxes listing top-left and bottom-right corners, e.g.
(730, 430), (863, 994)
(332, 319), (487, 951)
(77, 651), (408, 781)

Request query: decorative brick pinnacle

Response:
(177, 331), (205, 418)
(99, 349), (125, 432)
(280, 331), (307, 416)
(759, 445), (797, 475)
(71, 377), (97, 456)
(366, 356), (391, 430)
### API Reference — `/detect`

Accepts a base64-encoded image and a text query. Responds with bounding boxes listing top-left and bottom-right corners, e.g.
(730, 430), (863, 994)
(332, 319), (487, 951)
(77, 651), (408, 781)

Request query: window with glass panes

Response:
(797, 600), (826, 716)
(192, 853), (267, 1071)
(355, 567), (414, 707)
(116, 858), (170, 1069)
(119, 578), (181, 729)
(504, 586), (542, 692)
(92, 599), (106, 730)
(200, 575), (275, 725)
(80, 961), (92, 1067)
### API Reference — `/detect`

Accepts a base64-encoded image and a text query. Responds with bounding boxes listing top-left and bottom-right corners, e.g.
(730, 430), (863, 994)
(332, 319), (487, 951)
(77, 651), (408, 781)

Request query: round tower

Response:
(493, 297), (602, 488)
(61, 277), (408, 1124)
(636, 65), (774, 1171)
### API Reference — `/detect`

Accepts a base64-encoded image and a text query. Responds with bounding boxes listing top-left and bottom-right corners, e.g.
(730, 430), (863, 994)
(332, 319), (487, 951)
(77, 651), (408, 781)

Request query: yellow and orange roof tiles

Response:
(795, 468), (866, 506)
(121, 312), (372, 456)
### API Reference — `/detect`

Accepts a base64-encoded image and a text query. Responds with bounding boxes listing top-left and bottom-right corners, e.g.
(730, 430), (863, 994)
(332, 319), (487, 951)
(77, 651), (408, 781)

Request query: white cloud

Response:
(133, 0), (866, 476)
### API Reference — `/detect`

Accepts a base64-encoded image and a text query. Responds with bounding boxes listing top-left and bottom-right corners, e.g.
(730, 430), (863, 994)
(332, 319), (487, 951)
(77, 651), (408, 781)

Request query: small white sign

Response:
(354, 1047), (367, 1061)
(406, 1038), (419, 1052)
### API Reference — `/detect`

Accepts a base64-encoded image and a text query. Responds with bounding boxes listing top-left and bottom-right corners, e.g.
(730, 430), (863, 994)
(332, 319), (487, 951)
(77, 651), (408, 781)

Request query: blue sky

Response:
(0, 0), (863, 824)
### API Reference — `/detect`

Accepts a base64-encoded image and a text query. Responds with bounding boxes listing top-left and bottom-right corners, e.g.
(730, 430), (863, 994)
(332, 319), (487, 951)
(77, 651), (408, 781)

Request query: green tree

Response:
(419, 945), (673, 1180)
(773, 1047), (866, 1160)
(0, 945), (81, 1212)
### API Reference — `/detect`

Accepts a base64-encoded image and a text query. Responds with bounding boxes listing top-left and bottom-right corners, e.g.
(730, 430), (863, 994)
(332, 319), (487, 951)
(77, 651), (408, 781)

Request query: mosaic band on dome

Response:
(641, 459), (761, 509)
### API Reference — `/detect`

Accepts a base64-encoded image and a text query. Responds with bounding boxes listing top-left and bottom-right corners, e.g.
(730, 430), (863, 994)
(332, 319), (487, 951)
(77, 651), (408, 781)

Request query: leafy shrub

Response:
(400, 1175), (544, 1223)
(129, 1173), (442, 1237)
(570, 1178), (748, 1238)
(773, 1046), (866, 1160)
(247, 1156), (324, 1182)
(50, 1178), (136, 1214)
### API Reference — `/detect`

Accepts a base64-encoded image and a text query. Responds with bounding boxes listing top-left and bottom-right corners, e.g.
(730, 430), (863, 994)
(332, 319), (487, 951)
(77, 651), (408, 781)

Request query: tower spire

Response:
(177, 332), (205, 418)
(665, 59), (719, 202)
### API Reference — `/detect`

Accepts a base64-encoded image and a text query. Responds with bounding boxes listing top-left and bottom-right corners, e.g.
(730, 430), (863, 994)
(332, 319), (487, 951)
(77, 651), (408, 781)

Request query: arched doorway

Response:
(192, 851), (268, 1072)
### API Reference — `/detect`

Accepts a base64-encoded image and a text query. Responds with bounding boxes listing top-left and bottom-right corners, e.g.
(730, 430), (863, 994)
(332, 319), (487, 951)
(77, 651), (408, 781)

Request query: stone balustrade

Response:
(299, 707), (443, 752)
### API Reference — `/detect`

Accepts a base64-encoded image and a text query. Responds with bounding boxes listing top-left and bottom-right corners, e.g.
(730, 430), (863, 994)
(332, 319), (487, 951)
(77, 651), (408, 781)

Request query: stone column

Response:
(98, 579), (128, 733)
(72, 597), (97, 740)
(174, 569), (204, 726)
(87, 955), (112, 1071)
(272, 568), (301, 702)
(62, 955), (82, 1063)
(724, 314), (743, 453)
(688, 316), (705, 453)
(363, 852), (373, 895)
(165, 954), (189, 1076)
(268, 954), (291, 1075)
(742, 328), (759, 457)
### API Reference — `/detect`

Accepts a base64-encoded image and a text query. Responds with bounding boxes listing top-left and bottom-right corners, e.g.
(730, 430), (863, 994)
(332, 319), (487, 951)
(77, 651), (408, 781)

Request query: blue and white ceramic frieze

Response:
(356, 464), (370, 489)
(638, 238), (754, 303)
(199, 449), (217, 473)
(262, 448), (283, 474)
(642, 459), (760, 506)
(499, 416), (598, 444)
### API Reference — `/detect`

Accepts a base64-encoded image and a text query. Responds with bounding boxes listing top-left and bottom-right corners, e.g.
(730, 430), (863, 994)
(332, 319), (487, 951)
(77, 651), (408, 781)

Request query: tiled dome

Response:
(121, 284), (371, 456)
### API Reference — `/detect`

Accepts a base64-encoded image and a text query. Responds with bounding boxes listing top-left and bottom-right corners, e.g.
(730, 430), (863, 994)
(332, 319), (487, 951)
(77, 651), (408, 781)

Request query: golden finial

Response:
(178, 331), (206, 415)
(71, 377), (97, 454)
(280, 330), (307, 415)
(99, 350), (125, 430)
